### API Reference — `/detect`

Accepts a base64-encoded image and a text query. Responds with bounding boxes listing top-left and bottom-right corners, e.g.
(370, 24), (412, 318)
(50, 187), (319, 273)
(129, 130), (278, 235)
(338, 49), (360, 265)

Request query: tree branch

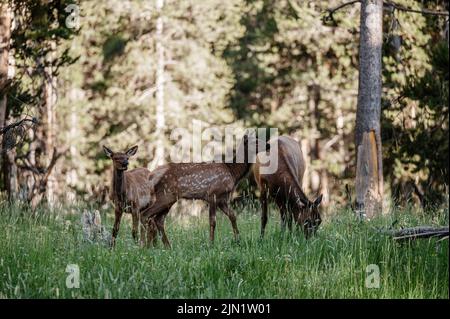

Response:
(323, 0), (448, 26)
(24, 146), (69, 202)
(385, 1), (449, 17)
(387, 226), (449, 241)
(41, 147), (67, 184)
(0, 117), (38, 135)
(323, 0), (361, 25)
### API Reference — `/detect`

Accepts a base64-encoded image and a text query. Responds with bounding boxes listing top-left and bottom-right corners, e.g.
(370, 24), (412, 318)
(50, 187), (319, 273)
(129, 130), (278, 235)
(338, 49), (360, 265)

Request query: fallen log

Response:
(386, 226), (449, 241)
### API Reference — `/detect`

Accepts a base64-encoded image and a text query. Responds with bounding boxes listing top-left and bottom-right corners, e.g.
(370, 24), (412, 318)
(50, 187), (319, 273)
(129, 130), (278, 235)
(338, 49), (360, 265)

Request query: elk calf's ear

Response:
(103, 145), (113, 158)
(126, 145), (138, 157)
(314, 194), (323, 207)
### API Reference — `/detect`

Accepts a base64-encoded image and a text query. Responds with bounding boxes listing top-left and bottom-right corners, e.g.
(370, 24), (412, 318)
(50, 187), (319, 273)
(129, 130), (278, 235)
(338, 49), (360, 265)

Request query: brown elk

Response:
(253, 135), (323, 238)
(140, 133), (270, 247)
(103, 145), (167, 246)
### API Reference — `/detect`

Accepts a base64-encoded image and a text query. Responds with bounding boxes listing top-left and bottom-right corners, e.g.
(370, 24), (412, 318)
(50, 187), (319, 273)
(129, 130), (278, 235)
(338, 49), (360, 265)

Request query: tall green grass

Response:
(0, 202), (448, 298)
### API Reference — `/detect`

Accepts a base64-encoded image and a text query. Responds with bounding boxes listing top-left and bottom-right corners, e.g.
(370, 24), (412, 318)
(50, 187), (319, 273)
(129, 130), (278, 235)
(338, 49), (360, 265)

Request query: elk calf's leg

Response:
(111, 208), (123, 247)
(209, 203), (217, 243)
(131, 211), (139, 242)
(139, 222), (147, 246)
(219, 202), (240, 242)
(260, 190), (268, 238)
(287, 211), (293, 232)
(277, 201), (288, 233)
(139, 213), (148, 246)
(155, 212), (171, 249)
(145, 218), (158, 248)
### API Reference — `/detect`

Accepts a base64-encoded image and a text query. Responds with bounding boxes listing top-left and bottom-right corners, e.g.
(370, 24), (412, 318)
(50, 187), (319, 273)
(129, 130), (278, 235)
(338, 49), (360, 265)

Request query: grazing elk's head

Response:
(297, 194), (323, 238)
(103, 145), (138, 171)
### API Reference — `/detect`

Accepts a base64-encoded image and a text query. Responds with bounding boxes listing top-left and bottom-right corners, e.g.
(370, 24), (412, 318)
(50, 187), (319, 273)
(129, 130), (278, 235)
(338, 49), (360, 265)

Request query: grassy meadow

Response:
(0, 202), (448, 299)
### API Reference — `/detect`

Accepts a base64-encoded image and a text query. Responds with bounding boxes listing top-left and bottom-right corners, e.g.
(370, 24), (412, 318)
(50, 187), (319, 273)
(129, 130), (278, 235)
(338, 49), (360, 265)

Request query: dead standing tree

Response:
(354, 0), (384, 219)
(0, 116), (67, 208)
(0, 2), (15, 200)
(324, 0), (449, 219)
(18, 145), (67, 209)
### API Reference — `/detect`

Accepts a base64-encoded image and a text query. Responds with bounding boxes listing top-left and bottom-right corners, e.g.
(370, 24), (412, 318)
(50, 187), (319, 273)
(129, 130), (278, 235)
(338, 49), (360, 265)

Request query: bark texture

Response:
(0, 4), (17, 200)
(0, 3), (11, 133)
(355, 0), (384, 218)
(151, 0), (166, 169)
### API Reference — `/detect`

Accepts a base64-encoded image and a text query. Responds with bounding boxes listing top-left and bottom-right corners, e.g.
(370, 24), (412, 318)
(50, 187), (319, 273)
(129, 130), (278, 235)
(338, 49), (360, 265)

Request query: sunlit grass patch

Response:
(0, 202), (448, 298)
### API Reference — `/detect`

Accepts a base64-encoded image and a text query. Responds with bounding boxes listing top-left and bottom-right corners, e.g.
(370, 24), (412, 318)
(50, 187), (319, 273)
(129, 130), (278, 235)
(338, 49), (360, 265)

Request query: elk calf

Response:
(141, 133), (270, 247)
(253, 136), (322, 238)
(103, 145), (167, 246)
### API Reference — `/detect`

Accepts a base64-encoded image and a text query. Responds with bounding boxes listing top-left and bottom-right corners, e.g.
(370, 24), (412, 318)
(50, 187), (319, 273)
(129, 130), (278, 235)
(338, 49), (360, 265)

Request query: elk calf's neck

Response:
(112, 165), (126, 206)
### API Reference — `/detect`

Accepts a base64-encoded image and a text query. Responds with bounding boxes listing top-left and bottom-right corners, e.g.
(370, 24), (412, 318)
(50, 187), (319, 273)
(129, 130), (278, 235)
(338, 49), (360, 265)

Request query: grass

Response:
(0, 201), (448, 299)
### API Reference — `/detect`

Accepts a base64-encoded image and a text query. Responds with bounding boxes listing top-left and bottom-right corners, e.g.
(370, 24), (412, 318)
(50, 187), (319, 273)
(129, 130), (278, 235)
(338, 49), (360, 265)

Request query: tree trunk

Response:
(355, 0), (384, 218)
(66, 88), (82, 203)
(43, 41), (57, 205)
(150, 0), (166, 170)
(336, 96), (346, 164)
(0, 2), (11, 135)
(0, 4), (17, 200)
(301, 138), (310, 193)
(308, 84), (321, 194)
(32, 41), (58, 207)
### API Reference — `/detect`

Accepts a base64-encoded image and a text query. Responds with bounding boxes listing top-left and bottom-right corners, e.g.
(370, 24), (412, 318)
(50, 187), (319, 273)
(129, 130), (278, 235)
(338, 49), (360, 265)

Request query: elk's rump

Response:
(255, 136), (305, 192)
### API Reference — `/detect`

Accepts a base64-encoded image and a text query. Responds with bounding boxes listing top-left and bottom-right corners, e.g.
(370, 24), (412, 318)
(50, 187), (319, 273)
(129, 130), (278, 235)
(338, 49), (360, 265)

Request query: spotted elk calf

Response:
(141, 133), (270, 247)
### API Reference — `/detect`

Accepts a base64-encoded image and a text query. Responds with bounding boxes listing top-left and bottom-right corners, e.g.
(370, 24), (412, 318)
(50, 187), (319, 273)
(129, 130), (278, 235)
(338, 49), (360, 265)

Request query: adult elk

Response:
(141, 133), (270, 247)
(103, 145), (167, 246)
(253, 136), (323, 238)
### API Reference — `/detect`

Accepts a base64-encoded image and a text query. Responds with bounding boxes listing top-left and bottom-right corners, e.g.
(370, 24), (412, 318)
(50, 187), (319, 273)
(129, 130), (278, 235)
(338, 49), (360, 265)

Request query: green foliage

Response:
(102, 35), (127, 62)
(7, 0), (77, 115)
(2, 0), (448, 208)
(382, 0), (449, 207)
(57, 0), (243, 192)
(0, 203), (448, 298)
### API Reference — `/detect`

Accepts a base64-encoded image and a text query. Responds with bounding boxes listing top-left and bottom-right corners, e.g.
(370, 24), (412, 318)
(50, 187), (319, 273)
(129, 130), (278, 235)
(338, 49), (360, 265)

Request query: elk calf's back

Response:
(155, 163), (237, 200)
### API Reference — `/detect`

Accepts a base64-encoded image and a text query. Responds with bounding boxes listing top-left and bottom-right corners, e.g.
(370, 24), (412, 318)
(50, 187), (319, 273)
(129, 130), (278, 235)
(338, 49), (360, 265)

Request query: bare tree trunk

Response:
(308, 84), (321, 194)
(23, 127), (36, 201)
(3, 145), (17, 199)
(445, 18), (449, 43)
(300, 138), (310, 193)
(0, 2), (11, 137)
(43, 41), (57, 205)
(444, 1), (449, 43)
(66, 88), (81, 203)
(150, 0), (165, 170)
(336, 96), (346, 163)
(31, 41), (58, 207)
(320, 168), (329, 206)
(355, 0), (384, 218)
(0, 4), (17, 200)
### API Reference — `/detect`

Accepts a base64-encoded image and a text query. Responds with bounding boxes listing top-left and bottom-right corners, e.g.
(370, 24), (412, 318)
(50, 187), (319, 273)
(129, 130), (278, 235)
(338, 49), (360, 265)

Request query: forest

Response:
(0, 0), (448, 300)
